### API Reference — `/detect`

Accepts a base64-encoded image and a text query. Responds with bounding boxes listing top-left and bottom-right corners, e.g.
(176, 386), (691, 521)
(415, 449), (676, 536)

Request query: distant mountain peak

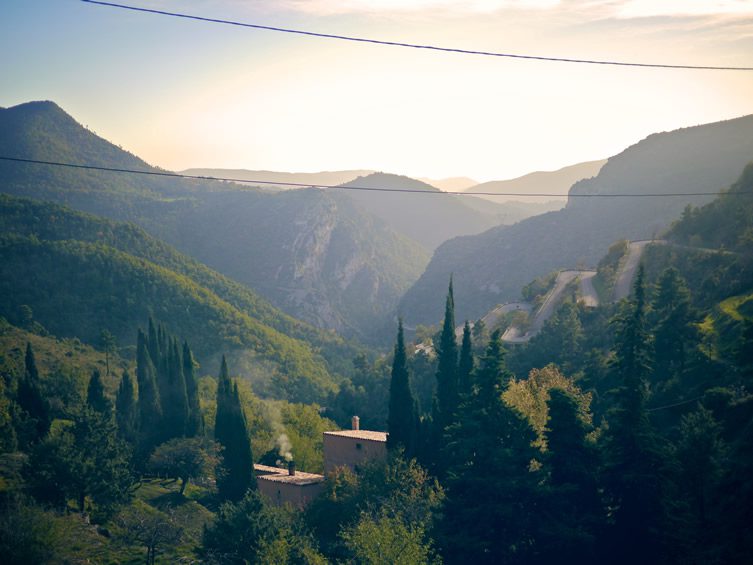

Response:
(343, 172), (441, 192)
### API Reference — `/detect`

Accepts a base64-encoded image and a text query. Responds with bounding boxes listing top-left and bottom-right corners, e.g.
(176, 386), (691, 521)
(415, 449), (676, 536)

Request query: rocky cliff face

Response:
(139, 188), (429, 342)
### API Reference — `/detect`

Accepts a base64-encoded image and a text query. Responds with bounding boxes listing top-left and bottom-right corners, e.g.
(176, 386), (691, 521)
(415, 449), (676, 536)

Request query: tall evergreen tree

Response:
(214, 357), (255, 501)
(434, 278), (459, 443)
(183, 341), (203, 437)
(538, 388), (602, 563)
(115, 369), (138, 444)
(86, 369), (112, 415)
(161, 339), (189, 439)
(29, 405), (136, 515)
(16, 342), (50, 447)
(458, 321), (474, 398)
(442, 330), (541, 564)
(652, 267), (696, 383)
(136, 329), (162, 454)
(387, 320), (416, 455)
(600, 265), (667, 564)
(147, 318), (160, 367)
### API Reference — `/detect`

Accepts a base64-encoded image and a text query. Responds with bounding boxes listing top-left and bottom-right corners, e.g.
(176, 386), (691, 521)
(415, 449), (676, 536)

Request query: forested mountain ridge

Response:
(399, 114), (753, 327)
(0, 193), (360, 375)
(0, 195), (356, 402)
(0, 101), (428, 340)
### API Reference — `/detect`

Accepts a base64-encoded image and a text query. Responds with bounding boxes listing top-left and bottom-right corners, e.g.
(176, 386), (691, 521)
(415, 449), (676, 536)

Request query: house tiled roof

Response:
(323, 430), (388, 442)
(256, 470), (325, 486)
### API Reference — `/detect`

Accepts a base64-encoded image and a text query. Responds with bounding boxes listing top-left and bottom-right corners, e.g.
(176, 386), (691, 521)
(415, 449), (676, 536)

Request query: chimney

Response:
(288, 460), (296, 476)
(351, 415), (360, 431)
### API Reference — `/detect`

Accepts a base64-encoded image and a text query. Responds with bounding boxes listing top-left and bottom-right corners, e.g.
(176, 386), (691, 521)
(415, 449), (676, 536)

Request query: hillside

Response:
(465, 159), (606, 203)
(152, 187), (429, 339)
(400, 114), (753, 326)
(0, 196), (352, 402)
(0, 101), (427, 339)
(338, 173), (534, 251)
(0, 193), (359, 376)
(667, 161), (753, 254)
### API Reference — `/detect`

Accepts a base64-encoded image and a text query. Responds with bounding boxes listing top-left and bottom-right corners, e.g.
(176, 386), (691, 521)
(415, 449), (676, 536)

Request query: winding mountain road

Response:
(454, 238), (719, 345)
(500, 269), (596, 343)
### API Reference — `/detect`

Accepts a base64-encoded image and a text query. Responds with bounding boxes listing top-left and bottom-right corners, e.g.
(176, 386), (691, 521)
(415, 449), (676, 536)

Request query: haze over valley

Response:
(2, 1), (753, 563)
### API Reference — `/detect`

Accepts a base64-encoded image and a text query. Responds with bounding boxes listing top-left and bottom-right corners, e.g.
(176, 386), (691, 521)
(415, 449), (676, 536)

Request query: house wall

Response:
(257, 478), (325, 508)
(323, 435), (388, 474)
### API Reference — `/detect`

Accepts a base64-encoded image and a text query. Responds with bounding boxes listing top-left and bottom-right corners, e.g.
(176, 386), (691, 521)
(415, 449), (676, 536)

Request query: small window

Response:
(356, 443), (362, 450)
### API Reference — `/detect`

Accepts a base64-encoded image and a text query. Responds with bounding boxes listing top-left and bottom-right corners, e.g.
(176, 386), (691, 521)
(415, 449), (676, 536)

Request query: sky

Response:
(2, 0), (753, 182)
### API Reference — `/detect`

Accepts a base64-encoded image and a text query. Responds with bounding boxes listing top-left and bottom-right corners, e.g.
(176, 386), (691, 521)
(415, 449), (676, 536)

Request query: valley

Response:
(2, 98), (753, 565)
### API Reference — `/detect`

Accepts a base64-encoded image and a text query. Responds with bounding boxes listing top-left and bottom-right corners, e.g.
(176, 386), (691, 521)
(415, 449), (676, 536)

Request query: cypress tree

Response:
(147, 318), (160, 366)
(25, 341), (39, 382)
(87, 369), (112, 415)
(115, 369), (138, 444)
(215, 357), (255, 501)
(387, 320), (417, 455)
(434, 278), (459, 439)
(183, 341), (203, 437)
(16, 342), (50, 446)
(136, 329), (162, 453)
(458, 321), (474, 398)
(162, 339), (189, 439)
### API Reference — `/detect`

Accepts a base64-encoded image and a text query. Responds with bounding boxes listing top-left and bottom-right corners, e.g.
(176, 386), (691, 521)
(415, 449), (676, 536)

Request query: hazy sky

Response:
(2, 0), (753, 181)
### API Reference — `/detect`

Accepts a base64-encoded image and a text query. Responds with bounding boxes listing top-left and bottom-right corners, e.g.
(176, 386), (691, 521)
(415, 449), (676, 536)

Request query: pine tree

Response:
(442, 330), (541, 564)
(434, 278), (459, 442)
(183, 341), (203, 437)
(387, 320), (416, 455)
(214, 357), (255, 501)
(458, 321), (474, 398)
(16, 342), (50, 447)
(601, 264), (667, 564)
(652, 267), (695, 382)
(538, 388), (601, 563)
(86, 369), (112, 415)
(116, 370), (138, 444)
(136, 329), (162, 454)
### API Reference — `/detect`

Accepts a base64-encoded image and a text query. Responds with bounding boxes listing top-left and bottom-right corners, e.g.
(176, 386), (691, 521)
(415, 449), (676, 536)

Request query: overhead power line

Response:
(80, 0), (753, 72)
(2, 155), (749, 198)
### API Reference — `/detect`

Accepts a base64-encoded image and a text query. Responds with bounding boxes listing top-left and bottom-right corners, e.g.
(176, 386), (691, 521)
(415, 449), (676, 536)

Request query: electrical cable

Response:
(80, 0), (753, 71)
(3, 155), (750, 198)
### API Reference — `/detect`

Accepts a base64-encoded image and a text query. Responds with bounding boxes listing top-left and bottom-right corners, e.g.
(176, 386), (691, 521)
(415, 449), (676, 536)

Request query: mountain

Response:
(180, 168), (374, 190)
(0, 101), (426, 339)
(418, 176), (477, 192)
(464, 160), (606, 203)
(0, 194), (348, 402)
(151, 187), (429, 339)
(336, 173), (541, 251)
(399, 114), (753, 326)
